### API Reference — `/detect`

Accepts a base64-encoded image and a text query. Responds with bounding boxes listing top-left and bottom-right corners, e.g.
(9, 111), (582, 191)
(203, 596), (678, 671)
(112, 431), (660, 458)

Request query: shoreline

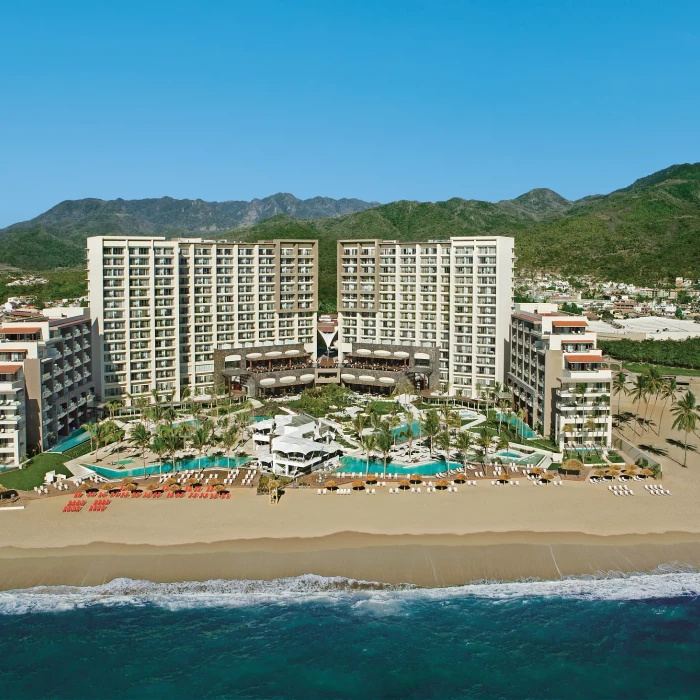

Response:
(2, 530), (700, 590)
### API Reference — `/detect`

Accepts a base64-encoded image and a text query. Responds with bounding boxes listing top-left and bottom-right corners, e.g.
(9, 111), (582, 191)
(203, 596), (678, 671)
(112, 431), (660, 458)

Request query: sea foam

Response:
(1, 569), (699, 615)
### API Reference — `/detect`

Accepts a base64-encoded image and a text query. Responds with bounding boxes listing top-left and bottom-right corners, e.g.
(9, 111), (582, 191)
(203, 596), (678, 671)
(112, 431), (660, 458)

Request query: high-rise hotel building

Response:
(87, 236), (318, 403)
(337, 237), (514, 396)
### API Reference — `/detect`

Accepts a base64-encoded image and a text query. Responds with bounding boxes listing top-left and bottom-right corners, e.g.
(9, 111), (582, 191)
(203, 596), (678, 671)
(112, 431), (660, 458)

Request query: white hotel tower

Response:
(337, 236), (514, 396)
(87, 236), (318, 403)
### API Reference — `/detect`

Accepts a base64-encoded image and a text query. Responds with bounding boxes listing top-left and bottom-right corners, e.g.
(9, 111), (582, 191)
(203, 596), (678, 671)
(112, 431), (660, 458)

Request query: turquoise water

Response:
(392, 420), (420, 439)
(496, 450), (522, 459)
(1, 574), (700, 699)
(339, 456), (462, 475)
(48, 428), (90, 453)
(89, 455), (252, 479)
(497, 412), (538, 439)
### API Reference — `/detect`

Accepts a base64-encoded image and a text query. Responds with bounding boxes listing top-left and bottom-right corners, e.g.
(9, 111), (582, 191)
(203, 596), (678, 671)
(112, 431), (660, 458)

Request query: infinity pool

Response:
(338, 456), (463, 476)
(49, 428), (91, 453)
(88, 455), (253, 479)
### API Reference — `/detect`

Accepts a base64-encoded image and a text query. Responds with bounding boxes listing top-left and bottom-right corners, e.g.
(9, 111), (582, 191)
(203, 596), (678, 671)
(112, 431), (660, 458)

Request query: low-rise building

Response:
(254, 413), (342, 476)
(508, 303), (612, 451)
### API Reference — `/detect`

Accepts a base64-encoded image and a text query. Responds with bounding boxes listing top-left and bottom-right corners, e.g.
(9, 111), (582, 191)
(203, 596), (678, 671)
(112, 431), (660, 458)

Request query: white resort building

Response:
(253, 413), (342, 476)
(508, 302), (612, 451)
(336, 236), (514, 397)
(87, 236), (318, 404)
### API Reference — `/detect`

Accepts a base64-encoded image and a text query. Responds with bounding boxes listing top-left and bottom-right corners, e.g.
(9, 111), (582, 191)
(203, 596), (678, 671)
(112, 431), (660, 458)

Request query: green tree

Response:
(360, 431), (377, 476)
(657, 378), (677, 436)
(454, 431), (473, 472)
(376, 428), (393, 477)
(670, 390), (700, 468)
(190, 426), (212, 473)
(150, 435), (168, 475)
(476, 429), (492, 466)
(221, 426), (239, 469)
(419, 409), (440, 457)
(129, 423), (152, 477)
(436, 430), (452, 464)
(612, 372), (628, 417)
(630, 374), (649, 437)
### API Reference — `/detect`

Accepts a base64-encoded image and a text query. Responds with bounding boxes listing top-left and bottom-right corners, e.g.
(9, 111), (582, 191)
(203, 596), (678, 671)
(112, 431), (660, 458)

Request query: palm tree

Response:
(454, 431), (473, 472)
(360, 431), (377, 476)
(190, 426), (211, 473)
(129, 423), (152, 477)
(376, 428), (393, 477)
(476, 429), (492, 467)
(497, 434), (510, 472)
(387, 413), (402, 446)
(435, 430), (452, 464)
(612, 372), (628, 417)
(584, 417), (597, 457)
(497, 399), (509, 434)
(657, 378), (678, 436)
(150, 435), (168, 475)
(642, 366), (663, 435)
(180, 386), (191, 415)
(516, 408), (527, 441)
(561, 423), (575, 455)
(630, 374), (649, 437)
(439, 404), (452, 432)
(351, 414), (368, 442)
(221, 426), (239, 469)
(399, 424), (414, 459)
(419, 409), (440, 457)
(670, 390), (700, 468)
(82, 422), (98, 454)
(105, 401), (121, 421)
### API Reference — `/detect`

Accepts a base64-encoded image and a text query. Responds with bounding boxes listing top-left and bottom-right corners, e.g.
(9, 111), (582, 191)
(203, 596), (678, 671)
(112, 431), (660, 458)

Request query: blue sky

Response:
(1, 0), (699, 226)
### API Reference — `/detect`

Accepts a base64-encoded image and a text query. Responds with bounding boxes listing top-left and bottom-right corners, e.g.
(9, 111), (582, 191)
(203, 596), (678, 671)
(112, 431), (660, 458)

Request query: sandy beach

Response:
(2, 373), (698, 589)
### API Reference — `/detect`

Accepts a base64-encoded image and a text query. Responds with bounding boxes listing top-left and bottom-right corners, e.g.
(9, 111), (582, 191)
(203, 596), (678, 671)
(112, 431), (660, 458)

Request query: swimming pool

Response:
(459, 410), (481, 421)
(338, 456), (463, 476)
(496, 412), (538, 439)
(392, 421), (421, 439)
(48, 428), (91, 453)
(88, 455), (253, 479)
(496, 450), (523, 459)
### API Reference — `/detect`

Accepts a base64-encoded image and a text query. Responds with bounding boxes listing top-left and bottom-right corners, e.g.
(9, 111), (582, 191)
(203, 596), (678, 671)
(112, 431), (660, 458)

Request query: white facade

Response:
(87, 236), (318, 404)
(337, 237), (514, 396)
(509, 303), (612, 450)
(0, 365), (25, 467)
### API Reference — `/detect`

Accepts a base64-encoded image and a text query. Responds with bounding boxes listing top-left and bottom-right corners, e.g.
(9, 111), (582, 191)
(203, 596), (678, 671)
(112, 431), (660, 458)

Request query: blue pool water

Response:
(392, 420), (421, 439)
(88, 455), (252, 479)
(1, 574), (700, 699)
(339, 456), (462, 475)
(496, 450), (523, 459)
(497, 412), (538, 439)
(48, 428), (90, 453)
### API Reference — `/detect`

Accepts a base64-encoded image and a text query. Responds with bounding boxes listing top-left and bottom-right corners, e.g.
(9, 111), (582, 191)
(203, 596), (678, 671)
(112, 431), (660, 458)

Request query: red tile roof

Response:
(552, 319), (588, 327)
(1, 326), (41, 333)
(564, 354), (605, 363)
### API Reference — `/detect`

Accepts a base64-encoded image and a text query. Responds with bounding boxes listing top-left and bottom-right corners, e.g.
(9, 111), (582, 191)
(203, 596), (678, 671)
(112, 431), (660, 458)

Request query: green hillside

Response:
(2, 163), (699, 306)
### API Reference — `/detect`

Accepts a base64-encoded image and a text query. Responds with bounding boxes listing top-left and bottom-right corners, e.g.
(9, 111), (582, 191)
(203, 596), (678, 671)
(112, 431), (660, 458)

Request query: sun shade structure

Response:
(351, 480), (365, 490)
(409, 474), (422, 484)
(561, 459), (584, 473)
(435, 479), (449, 490)
(323, 480), (338, 491)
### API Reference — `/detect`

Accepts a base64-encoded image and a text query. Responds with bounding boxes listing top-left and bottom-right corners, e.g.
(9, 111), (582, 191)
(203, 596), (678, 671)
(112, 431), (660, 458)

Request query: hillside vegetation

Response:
(599, 337), (700, 370)
(2, 163), (700, 305)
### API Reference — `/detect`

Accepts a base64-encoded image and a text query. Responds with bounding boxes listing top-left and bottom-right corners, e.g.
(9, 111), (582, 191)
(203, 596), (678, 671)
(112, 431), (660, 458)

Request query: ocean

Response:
(1, 573), (700, 699)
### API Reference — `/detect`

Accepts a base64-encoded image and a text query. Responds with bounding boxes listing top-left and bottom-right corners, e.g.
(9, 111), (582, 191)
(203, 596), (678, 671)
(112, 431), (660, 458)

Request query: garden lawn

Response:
(621, 362), (700, 377)
(0, 453), (72, 491)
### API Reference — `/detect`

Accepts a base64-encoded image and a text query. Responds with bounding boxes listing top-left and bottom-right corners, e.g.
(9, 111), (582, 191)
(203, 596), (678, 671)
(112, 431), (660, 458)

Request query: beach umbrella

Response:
(120, 477), (136, 486)
(84, 485), (99, 493)
(639, 468), (654, 477)
(209, 478), (223, 487)
(365, 475), (378, 484)
(622, 465), (638, 475)
(324, 480), (338, 491)
(497, 475), (510, 483)
(146, 483), (161, 491)
(0, 484), (7, 494)
(435, 479), (449, 490)
(123, 483), (137, 491)
(528, 467), (543, 475)
(164, 477), (179, 486)
(398, 478), (411, 490)
(453, 474), (467, 483)
(539, 473), (554, 483)
(351, 480), (365, 491)
(409, 474), (422, 484)
(593, 469), (608, 477)
(214, 484), (227, 492)
(169, 484), (183, 492)
(186, 477), (201, 486)
(561, 459), (584, 473)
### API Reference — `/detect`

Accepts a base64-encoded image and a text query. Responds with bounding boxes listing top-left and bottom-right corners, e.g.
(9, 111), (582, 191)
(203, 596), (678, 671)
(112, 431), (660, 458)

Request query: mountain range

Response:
(1, 163), (699, 305)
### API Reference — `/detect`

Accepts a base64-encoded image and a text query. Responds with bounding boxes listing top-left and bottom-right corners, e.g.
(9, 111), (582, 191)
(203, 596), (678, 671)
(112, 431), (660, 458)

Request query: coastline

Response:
(2, 530), (700, 590)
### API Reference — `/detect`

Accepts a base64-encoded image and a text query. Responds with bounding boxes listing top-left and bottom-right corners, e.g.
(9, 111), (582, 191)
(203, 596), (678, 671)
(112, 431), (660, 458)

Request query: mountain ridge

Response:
(1, 163), (699, 304)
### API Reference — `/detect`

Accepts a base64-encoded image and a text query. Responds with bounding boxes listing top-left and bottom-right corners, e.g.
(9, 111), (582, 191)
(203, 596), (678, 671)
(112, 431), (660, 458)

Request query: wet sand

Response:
(1, 531), (699, 589)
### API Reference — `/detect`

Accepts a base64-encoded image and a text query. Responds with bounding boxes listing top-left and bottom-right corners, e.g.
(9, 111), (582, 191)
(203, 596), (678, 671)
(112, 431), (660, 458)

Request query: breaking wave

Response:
(1, 568), (699, 615)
